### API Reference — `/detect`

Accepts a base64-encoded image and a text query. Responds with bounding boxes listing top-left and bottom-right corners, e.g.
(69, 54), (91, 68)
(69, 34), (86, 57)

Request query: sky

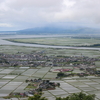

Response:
(0, 0), (100, 31)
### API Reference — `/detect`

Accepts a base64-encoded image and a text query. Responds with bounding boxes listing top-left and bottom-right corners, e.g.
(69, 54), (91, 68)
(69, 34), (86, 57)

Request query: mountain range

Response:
(17, 26), (100, 35)
(0, 26), (100, 35)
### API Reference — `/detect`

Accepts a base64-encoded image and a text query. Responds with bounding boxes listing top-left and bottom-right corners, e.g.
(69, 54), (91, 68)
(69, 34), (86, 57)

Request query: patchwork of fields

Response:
(0, 67), (100, 100)
(0, 45), (100, 57)
(0, 36), (100, 100)
(7, 37), (100, 46)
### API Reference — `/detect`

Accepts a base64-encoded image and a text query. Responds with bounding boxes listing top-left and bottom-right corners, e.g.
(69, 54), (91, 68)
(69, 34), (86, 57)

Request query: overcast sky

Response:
(0, 0), (100, 31)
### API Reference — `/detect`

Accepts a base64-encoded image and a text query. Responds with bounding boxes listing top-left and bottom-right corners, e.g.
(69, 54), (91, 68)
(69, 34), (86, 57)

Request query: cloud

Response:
(0, 23), (12, 27)
(0, 0), (99, 30)
(43, 0), (100, 23)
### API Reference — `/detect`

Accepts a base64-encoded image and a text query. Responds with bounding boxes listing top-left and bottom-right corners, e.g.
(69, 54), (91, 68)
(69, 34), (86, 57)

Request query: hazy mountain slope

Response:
(17, 26), (100, 35)
(0, 27), (100, 35)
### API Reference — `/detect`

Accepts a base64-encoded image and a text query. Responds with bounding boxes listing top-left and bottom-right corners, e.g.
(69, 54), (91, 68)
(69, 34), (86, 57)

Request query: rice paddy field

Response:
(0, 36), (100, 100)
(0, 67), (100, 100)
(7, 37), (100, 46)
(95, 61), (100, 67)
(0, 45), (100, 58)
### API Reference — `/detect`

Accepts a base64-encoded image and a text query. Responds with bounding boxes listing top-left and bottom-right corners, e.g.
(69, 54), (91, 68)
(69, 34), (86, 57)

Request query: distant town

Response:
(0, 51), (99, 67)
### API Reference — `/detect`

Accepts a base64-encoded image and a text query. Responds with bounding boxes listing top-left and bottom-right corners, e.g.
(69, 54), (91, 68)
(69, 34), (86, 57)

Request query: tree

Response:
(68, 92), (95, 100)
(56, 97), (62, 100)
(57, 72), (65, 77)
(56, 97), (69, 100)
(56, 92), (95, 100)
(57, 83), (60, 87)
(28, 92), (95, 100)
(28, 94), (48, 100)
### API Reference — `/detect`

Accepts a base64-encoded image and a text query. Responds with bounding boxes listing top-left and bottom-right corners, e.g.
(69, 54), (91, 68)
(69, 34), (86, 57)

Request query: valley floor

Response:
(0, 67), (100, 100)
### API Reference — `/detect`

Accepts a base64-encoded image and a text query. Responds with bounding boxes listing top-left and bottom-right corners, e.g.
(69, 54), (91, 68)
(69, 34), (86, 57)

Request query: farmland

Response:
(0, 67), (100, 100)
(0, 36), (100, 100)
(0, 45), (100, 57)
(6, 37), (100, 47)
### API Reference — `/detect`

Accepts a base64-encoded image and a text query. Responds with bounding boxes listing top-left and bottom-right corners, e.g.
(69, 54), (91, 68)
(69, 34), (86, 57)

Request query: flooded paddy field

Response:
(95, 61), (100, 67)
(0, 67), (100, 100)
(0, 45), (100, 58)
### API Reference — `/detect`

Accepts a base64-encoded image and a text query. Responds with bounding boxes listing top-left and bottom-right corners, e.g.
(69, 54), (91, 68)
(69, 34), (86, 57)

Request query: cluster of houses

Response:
(56, 67), (100, 78)
(0, 52), (99, 67)
(26, 78), (60, 90)
(51, 68), (73, 72)
(8, 78), (60, 98)
(53, 56), (97, 66)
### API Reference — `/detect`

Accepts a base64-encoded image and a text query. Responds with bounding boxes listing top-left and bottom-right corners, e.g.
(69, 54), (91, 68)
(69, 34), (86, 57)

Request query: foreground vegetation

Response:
(28, 92), (95, 100)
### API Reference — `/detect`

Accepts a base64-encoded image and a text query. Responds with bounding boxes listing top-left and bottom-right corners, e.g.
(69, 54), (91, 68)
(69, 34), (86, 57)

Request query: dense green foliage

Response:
(56, 92), (95, 100)
(28, 94), (48, 100)
(28, 92), (95, 100)
(57, 72), (65, 77)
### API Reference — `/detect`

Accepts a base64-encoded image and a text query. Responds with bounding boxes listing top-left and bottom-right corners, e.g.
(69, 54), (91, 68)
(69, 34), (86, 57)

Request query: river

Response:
(0, 35), (100, 50)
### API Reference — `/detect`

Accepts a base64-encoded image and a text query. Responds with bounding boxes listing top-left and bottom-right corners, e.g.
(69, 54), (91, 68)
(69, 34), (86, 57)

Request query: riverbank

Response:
(0, 35), (100, 51)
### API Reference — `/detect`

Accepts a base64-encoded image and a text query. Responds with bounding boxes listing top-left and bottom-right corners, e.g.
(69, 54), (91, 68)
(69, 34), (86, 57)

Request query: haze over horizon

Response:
(0, 0), (100, 31)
